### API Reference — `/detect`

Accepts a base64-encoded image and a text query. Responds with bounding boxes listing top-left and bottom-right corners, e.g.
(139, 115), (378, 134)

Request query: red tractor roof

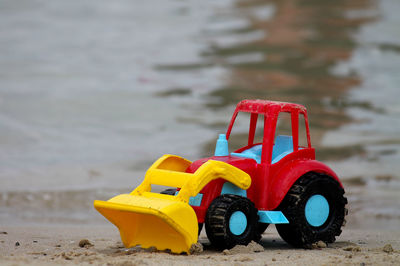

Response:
(235, 99), (307, 116)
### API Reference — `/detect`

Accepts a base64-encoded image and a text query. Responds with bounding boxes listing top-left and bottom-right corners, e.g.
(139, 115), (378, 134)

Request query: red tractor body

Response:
(187, 99), (342, 223)
(95, 99), (347, 252)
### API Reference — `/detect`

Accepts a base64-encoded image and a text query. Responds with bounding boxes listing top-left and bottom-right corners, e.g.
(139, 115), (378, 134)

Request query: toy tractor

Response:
(94, 99), (347, 253)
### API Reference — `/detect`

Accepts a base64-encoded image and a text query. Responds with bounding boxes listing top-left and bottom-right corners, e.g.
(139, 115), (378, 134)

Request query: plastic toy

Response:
(94, 99), (347, 254)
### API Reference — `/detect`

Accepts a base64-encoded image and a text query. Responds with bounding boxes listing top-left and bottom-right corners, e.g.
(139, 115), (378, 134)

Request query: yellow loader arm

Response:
(94, 154), (251, 254)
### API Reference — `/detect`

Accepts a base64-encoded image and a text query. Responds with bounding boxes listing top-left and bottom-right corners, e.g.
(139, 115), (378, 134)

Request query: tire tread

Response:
(276, 172), (348, 248)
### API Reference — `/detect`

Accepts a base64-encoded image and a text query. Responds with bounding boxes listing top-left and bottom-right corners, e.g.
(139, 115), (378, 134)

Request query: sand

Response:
(1, 225), (399, 265)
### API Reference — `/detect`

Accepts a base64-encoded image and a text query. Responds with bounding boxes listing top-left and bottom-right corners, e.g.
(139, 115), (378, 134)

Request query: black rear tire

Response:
(205, 194), (259, 250)
(276, 172), (347, 248)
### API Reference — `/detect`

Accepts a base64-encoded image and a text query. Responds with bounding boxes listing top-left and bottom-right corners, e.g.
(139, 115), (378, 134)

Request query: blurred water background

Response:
(1, 0), (399, 230)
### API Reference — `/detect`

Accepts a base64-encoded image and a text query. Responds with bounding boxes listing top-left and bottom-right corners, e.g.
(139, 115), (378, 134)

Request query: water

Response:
(0, 0), (267, 224)
(324, 0), (400, 228)
(0, 0), (233, 191)
(1, 0), (399, 229)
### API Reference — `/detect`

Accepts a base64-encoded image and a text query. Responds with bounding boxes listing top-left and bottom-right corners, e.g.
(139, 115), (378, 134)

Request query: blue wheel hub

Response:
(229, 211), (247, 235)
(305, 194), (330, 227)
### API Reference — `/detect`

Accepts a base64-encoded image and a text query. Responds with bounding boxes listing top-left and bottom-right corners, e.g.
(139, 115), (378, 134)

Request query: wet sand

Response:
(1, 225), (399, 265)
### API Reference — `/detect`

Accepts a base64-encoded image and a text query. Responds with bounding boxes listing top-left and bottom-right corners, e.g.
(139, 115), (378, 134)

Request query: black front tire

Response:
(205, 194), (259, 250)
(257, 223), (269, 235)
(276, 172), (348, 248)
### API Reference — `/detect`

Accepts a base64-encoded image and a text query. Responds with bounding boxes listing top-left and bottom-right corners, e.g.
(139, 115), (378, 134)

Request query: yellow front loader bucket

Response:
(94, 193), (198, 253)
(94, 154), (251, 254)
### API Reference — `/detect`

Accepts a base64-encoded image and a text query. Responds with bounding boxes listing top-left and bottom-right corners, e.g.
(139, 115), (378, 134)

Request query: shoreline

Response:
(1, 225), (399, 265)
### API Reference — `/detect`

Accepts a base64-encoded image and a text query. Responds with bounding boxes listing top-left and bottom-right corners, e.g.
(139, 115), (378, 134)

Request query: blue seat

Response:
(271, 135), (293, 164)
(231, 135), (293, 164)
(231, 144), (262, 163)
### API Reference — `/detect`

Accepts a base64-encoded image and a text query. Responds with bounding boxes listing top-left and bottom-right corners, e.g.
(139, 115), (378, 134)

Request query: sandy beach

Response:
(1, 225), (399, 265)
